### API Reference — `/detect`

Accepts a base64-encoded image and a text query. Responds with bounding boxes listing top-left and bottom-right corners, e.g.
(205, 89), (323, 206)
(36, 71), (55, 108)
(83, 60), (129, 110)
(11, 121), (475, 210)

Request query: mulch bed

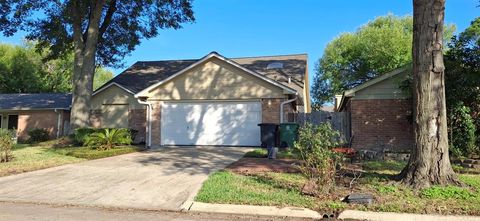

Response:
(226, 157), (301, 174)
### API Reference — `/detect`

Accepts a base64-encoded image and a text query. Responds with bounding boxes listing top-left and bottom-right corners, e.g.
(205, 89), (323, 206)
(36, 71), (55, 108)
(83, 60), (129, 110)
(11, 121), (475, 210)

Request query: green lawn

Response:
(0, 141), (143, 177)
(196, 159), (480, 215)
(243, 148), (299, 159)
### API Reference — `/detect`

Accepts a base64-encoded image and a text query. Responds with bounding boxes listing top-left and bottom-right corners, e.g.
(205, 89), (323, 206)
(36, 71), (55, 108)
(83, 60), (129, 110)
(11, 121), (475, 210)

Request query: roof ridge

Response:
(135, 59), (199, 63)
(230, 53), (308, 59)
(134, 53), (308, 63)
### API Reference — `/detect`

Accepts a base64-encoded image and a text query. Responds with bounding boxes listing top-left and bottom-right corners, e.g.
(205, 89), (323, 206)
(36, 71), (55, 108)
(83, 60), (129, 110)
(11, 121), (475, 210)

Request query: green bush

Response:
(74, 128), (138, 145)
(294, 122), (340, 194)
(448, 103), (478, 157)
(84, 128), (132, 150)
(28, 128), (50, 143)
(73, 128), (98, 145)
(0, 129), (14, 163)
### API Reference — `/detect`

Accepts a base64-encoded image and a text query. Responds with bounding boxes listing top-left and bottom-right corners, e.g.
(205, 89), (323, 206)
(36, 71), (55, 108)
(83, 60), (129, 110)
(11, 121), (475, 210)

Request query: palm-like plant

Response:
(84, 128), (132, 150)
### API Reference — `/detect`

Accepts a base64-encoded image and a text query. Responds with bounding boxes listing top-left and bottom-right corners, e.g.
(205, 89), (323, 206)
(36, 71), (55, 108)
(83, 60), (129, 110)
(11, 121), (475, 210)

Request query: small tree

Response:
(294, 123), (340, 194)
(0, 129), (14, 163)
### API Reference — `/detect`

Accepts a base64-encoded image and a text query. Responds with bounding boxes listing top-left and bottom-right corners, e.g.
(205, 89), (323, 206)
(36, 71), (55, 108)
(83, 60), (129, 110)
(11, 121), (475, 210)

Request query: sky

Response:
(0, 0), (478, 89)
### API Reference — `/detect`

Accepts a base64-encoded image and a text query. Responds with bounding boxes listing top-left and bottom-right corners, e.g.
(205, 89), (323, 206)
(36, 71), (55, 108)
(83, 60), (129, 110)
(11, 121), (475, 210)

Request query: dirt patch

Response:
(227, 158), (301, 174)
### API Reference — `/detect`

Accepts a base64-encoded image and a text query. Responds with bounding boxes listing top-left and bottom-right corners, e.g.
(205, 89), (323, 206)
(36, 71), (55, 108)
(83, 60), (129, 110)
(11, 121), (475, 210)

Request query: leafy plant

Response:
(421, 185), (476, 200)
(294, 123), (340, 194)
(0, 129), (14, 163)
(73, 128), (99, 145)
(27, 128), (50, 143)
(84, 128), (132, 150)
(448, 103), (478, 157)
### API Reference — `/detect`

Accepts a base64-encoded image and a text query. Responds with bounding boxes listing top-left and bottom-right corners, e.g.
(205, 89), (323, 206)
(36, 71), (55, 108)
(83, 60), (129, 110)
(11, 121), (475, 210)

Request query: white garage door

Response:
(161, 101), (261, 146)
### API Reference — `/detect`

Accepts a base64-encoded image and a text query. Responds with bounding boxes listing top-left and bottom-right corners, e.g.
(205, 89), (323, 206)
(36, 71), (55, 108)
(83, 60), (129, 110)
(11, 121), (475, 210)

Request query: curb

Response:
(338, 210), (480, 221)
(187, 202), (322, 219)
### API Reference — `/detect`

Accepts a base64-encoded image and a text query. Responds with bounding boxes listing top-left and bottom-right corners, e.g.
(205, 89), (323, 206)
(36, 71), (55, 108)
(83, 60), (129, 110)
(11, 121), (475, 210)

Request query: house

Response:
(0, 93), (71, 141)
(335, 67), (413, 154)
(91, 52), (310, 147)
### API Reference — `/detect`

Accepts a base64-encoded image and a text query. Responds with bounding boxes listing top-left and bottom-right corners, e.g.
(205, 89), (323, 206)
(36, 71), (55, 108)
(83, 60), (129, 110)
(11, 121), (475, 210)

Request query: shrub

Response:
(73, 128), (98, 145)
(294, 123), (340, 194)
(28, 128), (50, 143)
(0, 129), (14, 163)
(84, 128), (132, 150)
(447, 103), (478, 157)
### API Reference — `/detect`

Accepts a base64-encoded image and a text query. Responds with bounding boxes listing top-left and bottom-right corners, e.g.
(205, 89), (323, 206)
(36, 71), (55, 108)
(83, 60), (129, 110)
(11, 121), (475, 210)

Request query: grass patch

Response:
(50, 145), (142, 160)
(195, 170), (316, 208)
(0, 138), (144, 176)
(197, 157), (480, 215)
(244, 148), (298, 159)
(0, 145), (84, 176)
(362, 160), (406, 174)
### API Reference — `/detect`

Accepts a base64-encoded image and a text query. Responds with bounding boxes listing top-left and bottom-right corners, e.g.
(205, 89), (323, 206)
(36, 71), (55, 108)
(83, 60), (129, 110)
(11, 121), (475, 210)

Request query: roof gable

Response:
(94, 52), (307, 96)
(135, 52), (298, 97)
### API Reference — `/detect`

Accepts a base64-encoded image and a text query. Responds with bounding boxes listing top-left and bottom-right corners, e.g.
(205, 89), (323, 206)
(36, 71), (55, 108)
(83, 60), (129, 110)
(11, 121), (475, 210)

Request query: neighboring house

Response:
(335, 67), (413, 153)
(0, 93), (71, 141)
(91, 52), (310, 147)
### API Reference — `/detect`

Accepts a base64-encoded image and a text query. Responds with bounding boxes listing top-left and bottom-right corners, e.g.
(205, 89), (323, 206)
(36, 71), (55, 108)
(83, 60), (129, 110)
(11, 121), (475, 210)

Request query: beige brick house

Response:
(0, 93), (71, 141)
(91, 52), (310, 147)
(335, 67), (414, 153)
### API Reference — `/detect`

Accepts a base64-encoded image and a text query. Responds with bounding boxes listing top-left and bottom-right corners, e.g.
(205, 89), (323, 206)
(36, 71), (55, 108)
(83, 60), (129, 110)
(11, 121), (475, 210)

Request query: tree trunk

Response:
(69, 0), (106, 132)
(398, 0), (460, 188)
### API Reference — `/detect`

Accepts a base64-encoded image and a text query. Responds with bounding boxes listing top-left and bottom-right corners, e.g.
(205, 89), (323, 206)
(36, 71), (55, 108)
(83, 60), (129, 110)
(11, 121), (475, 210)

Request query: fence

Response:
(296, 111), (351, 143)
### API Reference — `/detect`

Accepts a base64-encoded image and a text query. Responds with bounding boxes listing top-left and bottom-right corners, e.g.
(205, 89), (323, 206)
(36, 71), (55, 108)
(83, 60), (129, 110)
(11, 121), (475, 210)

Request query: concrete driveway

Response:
(0, 146), (251, 211)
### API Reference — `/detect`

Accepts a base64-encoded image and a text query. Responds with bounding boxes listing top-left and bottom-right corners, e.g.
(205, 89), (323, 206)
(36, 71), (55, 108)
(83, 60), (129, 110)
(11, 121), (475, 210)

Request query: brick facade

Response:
(349, 99), (413, 152)
(261, 98), (295, 124)
(12, 110), (70, 141)
(128, 109), (146, 144)
(150, 102), (162, 146)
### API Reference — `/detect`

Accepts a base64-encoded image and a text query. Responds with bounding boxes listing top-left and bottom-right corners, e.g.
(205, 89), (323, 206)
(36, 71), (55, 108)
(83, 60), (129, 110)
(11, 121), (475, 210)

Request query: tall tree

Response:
(311, 14), (455, 108)
(0, 0), (195, 130)
(399, 0), (459, 188)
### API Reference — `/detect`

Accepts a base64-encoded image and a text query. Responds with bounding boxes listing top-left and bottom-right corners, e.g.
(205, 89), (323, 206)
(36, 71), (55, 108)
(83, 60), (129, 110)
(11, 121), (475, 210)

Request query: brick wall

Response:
(128, 109), (146, 144)
(150, 102), (162, 146)
(349, 99), (413, 152)
(261, 98), (295, 124)
(16, 111), (61, 140)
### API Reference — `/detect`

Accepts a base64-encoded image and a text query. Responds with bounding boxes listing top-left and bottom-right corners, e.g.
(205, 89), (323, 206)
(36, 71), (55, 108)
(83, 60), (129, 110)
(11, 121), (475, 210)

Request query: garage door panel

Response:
(161, 102), (261, 146)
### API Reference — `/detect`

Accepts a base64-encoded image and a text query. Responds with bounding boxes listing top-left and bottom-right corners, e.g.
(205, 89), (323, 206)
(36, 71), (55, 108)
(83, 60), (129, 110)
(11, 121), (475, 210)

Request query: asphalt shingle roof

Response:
(97, 53), (307, 94)
(0, 93), (72, 110)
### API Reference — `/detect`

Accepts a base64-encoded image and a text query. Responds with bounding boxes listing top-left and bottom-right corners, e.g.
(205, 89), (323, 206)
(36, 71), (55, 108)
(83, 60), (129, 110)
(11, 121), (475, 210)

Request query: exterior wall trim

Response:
(93, 82), (135, 96)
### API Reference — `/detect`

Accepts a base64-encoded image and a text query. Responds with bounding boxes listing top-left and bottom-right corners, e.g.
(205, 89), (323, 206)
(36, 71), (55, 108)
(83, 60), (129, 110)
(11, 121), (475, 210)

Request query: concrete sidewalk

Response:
(185, 202), (323, 219)
(338, 210), (480, 221)
(185, 201), (480, 221)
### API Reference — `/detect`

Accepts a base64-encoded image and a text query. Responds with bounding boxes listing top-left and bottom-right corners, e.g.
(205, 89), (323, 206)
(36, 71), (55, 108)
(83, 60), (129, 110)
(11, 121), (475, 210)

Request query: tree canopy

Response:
(0, 0), (195, 68)
(0, 0), (195, 129)
(311, 14), (455, 108)
(0, 42), (113, 93)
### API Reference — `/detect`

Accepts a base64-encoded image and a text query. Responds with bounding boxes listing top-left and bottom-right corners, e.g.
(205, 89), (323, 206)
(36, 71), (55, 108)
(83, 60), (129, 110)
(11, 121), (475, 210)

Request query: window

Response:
(7, 115), (18, 130)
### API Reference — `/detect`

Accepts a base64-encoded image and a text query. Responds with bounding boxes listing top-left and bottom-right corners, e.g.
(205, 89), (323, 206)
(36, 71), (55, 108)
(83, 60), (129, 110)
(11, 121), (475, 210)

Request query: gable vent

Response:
(266, 62), (283, 69)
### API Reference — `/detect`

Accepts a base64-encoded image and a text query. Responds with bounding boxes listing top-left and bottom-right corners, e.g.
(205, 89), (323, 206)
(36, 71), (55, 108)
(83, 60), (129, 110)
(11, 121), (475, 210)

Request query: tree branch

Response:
(99, 0), (117, 37)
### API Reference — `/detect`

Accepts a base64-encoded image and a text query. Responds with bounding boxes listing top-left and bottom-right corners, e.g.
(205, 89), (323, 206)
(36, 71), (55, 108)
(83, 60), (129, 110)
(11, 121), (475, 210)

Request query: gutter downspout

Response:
(138, 99), (152, 148)
(280, 93), (298, 123)
(54, 109), (61, 139)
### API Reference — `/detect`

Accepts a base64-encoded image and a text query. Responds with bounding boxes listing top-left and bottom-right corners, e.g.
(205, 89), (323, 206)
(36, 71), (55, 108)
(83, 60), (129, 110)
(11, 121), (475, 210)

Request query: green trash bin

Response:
(279, 123), (299, 148)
